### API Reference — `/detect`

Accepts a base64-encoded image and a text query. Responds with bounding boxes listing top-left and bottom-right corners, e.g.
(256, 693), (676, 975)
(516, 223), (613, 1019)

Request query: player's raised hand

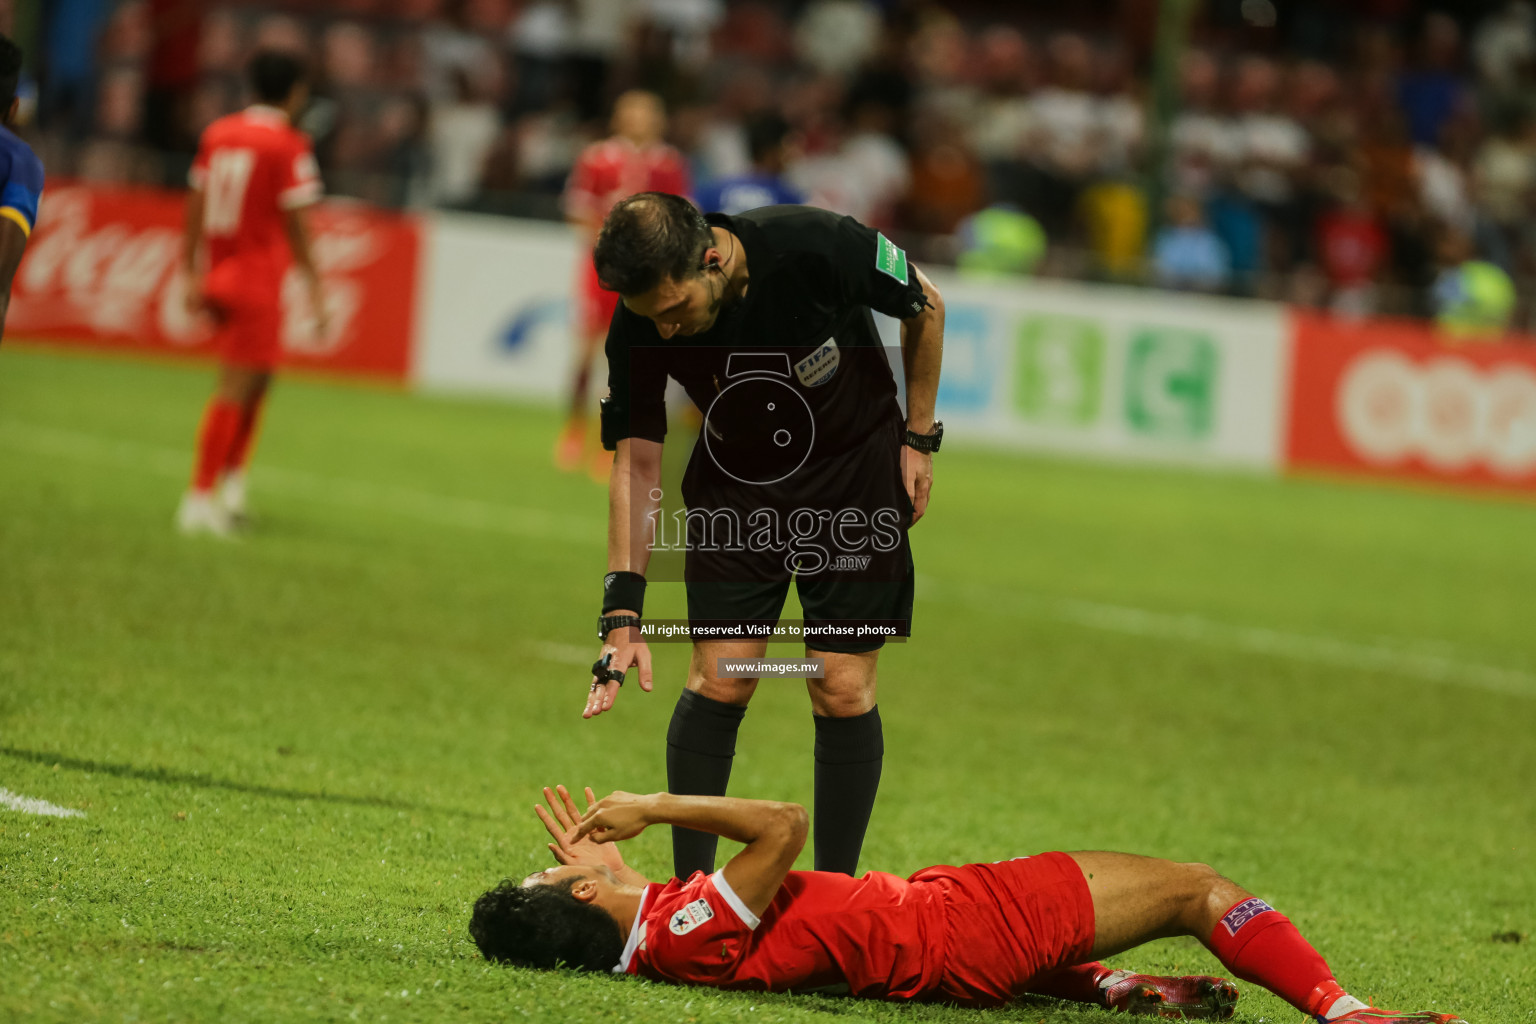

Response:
(536, 785), (629, 872)
(575, 790), (652, 844)
(582, 624), (653, 719)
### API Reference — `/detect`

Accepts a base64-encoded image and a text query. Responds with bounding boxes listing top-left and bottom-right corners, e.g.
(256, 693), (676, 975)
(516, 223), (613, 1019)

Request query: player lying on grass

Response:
(471, 786), (1467, 1023)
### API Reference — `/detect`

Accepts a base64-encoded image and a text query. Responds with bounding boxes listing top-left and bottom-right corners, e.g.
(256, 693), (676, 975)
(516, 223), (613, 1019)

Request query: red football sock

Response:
(192, 398), (242, 492)
(1206, 897), (1345, 1017)
(224, 394), (267, 472)
(1026, 962), (1111, 1003)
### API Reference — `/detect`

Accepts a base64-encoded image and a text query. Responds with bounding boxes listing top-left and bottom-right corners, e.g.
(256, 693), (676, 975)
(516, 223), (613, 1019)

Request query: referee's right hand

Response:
(583, 620), (653, 720)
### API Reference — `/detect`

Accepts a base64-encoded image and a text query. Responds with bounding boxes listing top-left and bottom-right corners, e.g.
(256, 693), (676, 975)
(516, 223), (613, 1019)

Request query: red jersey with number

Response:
(618, 855), (1097, 1006)
(189, 105), (321, 308)
(562, 137), (691, 225)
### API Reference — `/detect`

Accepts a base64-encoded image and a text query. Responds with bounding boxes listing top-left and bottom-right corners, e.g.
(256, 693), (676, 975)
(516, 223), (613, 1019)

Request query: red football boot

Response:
(1100, 970), (1241, 1020)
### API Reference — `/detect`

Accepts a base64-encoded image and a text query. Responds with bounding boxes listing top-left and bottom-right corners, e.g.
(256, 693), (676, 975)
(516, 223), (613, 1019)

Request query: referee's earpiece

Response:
(701, 239), (730, 304)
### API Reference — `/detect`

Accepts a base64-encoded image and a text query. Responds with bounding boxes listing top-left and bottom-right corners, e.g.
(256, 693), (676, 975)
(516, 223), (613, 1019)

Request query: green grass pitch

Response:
(1, 343), (1532, 1024)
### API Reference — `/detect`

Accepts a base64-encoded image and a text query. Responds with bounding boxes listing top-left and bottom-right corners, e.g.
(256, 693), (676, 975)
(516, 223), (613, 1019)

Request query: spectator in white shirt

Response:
(1021, 33), (1101, 234)
(430, 67), (502, 206)
(1171, 50), (1238, 199)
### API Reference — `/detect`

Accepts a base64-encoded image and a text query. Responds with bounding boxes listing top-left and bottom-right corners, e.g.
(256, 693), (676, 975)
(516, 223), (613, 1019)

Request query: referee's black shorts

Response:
(683, 416), (914, 654)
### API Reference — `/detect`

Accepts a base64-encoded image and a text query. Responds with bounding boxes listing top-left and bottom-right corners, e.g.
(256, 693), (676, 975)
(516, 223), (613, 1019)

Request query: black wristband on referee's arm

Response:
(598, 395), (622, 451)
(602, 571), (646, 616)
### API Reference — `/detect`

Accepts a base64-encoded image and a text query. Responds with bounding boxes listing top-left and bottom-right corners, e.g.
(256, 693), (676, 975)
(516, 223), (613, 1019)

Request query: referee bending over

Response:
(585, 192), (944, 878)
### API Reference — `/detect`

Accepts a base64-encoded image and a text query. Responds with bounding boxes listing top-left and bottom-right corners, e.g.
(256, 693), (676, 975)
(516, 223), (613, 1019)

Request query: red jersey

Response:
(190, 106), (321, 308)
(619, 854), (1097, 1006)
(562, 137), (691, 224)
(621, 868), (946, 999)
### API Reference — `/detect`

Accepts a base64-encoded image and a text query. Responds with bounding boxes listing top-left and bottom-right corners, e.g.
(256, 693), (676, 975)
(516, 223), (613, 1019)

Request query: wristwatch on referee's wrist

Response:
(597, 614), (641, 641)
(904, 420), (943, 454)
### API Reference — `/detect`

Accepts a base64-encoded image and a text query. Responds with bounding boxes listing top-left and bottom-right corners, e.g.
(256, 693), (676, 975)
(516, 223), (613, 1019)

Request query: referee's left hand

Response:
(902, 445), (933, 525)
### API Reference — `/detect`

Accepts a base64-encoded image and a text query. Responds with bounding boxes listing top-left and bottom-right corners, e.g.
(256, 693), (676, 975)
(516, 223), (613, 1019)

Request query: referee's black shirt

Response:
(602, 205), (930, 474)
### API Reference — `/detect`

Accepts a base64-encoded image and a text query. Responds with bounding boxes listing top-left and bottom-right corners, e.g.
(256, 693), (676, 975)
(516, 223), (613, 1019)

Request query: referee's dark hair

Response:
(469, 878), (624, 972)
(594, 191), (713, 296)
(0, 35), (22, 109)
(248, 49), (308, 106)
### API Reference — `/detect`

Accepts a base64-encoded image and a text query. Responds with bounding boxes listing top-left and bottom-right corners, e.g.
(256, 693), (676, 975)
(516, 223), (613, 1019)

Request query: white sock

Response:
(1324, 994), (1371, 1019)
(221, 471), (247, 510)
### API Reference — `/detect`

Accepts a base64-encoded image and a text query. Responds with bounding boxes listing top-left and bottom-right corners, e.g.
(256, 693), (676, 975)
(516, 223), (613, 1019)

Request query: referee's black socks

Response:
(666, 689), (747, 879)
(812, 706), (884, 876)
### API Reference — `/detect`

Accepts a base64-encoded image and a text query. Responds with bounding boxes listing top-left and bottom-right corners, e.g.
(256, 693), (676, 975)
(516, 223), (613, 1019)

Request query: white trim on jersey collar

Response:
(612, 886), (651, 974)
(710, 871), (760, 930)
(244, 104), (289, 123)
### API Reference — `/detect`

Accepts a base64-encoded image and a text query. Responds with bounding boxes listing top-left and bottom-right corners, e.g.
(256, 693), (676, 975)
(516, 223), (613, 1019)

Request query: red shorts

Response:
(577, 256), (620, 338)
(913, 851), (1097, 1007)
(204, 262), (283, 370)
(209, 300), (282, 370)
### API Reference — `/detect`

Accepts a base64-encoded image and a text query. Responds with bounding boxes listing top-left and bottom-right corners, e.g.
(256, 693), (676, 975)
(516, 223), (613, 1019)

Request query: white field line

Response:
(0, 788), (86, 818)
(0, 421), (601, 546)
(7, 420), (1531, 699)
(933, 581), (1536, 699)
(535, 642), (598, 666)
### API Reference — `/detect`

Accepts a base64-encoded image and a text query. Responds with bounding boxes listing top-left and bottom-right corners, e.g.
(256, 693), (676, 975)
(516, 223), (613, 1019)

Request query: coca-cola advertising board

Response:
(9, 183), (421, 381)
(1287, 312), (1536, 492)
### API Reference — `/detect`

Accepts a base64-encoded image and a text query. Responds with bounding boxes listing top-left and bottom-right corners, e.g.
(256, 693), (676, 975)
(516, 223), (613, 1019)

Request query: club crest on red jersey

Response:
(669, 898), (716, 935)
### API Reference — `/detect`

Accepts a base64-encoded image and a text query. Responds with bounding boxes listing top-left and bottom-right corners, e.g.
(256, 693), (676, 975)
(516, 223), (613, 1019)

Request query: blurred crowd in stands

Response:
(22, 0), (1536, 333)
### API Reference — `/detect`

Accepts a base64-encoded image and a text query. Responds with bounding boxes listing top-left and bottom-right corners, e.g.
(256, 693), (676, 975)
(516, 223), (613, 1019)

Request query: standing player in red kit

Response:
(176, 50), (327, 536)
(556, 90), (689, 478)
(471, 785), (1467, 1024)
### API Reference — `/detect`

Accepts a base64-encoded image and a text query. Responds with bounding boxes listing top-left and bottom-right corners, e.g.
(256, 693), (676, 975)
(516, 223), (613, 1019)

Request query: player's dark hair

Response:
(0, 35), (22, 108)
(248, 49), (307, 105)
(593, 191), (713, 296)
(469, 878), (624, 972)
(746, 113), (791, 165)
